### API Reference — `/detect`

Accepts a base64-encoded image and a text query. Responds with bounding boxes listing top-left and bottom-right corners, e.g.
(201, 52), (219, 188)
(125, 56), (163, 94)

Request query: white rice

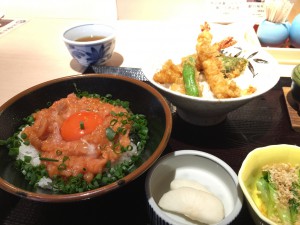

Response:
(17, 130), (53, 189)
(17, 142), (41, 166)
(37, 177), (53, 189)
(112, 142), (138, 165)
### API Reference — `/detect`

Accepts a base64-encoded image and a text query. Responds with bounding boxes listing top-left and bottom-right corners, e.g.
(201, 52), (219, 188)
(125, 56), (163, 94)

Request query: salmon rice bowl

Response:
(0, 88), (149, 194)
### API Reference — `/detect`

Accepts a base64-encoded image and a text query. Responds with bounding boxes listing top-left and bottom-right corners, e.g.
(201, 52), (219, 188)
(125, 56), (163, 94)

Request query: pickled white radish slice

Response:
(170, 179), (210, 193)
(158, 187), (224, 224)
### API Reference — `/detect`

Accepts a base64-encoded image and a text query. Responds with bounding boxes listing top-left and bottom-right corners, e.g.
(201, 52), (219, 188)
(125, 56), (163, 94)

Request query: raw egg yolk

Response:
(61, 111), (103, 141)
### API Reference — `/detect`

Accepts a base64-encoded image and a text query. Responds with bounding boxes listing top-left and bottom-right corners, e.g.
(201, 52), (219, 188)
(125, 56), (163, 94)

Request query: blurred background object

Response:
(1, 0), (299, 23)
(263, 0), (294, 23)
(0, 0), (117, 21)
(288, 0), (300, 22)
(116, 0), (266, 23)
(290, 13), (300, 47)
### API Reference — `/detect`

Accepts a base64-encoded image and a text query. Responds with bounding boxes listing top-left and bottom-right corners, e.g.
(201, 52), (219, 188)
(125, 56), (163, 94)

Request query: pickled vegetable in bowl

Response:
(238, 144), (300, 225)
(146, 150), (243, 225)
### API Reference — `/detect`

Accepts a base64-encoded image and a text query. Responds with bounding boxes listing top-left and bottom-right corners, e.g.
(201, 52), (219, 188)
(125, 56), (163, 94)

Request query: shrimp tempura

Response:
(196, 22), (241, 99)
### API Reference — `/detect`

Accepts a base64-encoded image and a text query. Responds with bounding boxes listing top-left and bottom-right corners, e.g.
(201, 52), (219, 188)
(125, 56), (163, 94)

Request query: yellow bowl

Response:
(238, 144), (300, 225)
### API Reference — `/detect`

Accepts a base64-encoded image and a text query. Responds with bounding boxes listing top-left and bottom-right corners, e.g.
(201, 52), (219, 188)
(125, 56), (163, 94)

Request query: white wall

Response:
(1, 0), (299, 22)
(116, 0), (264, 23)
(0, 0), (117, 21)
(117, 0), (211, 21)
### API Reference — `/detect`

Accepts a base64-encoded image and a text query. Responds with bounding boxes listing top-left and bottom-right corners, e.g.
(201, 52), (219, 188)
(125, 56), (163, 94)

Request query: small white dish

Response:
(145, 150), (243, 225)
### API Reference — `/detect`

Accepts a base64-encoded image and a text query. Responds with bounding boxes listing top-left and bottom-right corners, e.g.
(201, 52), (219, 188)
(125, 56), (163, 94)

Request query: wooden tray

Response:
(283, 87), (300, 132)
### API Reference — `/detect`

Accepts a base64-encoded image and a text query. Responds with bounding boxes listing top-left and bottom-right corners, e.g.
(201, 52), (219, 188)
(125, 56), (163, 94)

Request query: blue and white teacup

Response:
(63, 24), (116, 67)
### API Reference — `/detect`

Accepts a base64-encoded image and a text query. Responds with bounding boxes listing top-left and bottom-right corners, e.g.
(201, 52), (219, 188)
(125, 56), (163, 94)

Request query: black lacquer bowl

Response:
(0, 74), (172, 202)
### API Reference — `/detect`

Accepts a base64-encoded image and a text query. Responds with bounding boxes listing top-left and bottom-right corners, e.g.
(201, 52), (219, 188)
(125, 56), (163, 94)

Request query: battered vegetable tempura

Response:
(154, 22), (256, 99)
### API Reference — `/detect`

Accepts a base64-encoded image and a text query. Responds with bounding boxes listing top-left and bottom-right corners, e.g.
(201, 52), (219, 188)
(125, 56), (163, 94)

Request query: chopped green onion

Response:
(58, 163), (67, 171)
(56, 150), (62, 156)
(112, 142), (121, 153)
(121, 119), (128, 125)
(105, 160), (111, 168)
(8, 147), (19, 158)
(40, 157), (59, 162)
(127, 145), (133, 151)
(20, 133), (27, 139)
(80, 121), (85, 130)
(23, 140), (30, 146)
(106, 127), (116, 141)
(118, 112), (125, 117)
(110, 119), (117, 126)
(63, 156), (69, 163)
(24, 155), (32, 163)
(116, 127), (125, 134)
